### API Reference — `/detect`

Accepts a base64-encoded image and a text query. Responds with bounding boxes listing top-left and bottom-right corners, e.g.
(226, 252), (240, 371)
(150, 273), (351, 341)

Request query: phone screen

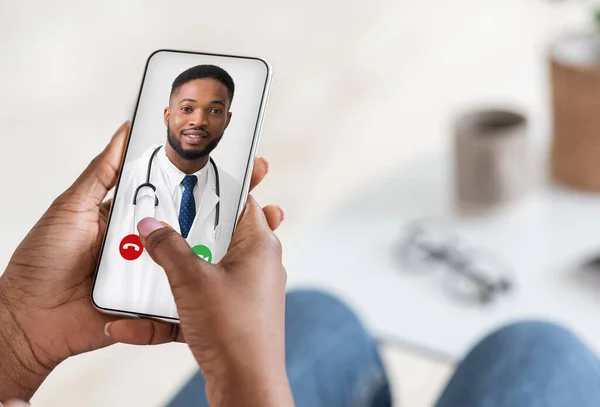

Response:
(92, 50), (272, 320)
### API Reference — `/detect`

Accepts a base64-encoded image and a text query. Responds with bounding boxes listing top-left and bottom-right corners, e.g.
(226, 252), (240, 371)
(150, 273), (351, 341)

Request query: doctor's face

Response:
(164, 78), (232, 161)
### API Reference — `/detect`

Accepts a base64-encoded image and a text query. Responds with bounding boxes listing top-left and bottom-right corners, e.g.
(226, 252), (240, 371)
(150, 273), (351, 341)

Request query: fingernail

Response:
(104, 322), (112, 337)
(278, 206), (286, 221)
(3, 400), (31, 407)
(137, 217), (164, 237)
(262, 157), (270, 173)
(112, 121), (129, 139)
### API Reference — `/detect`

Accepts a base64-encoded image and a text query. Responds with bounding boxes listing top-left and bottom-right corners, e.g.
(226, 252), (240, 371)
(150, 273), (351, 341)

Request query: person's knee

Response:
(286, 289), (350, 309)
(436, 321), (600, 407)
(285, 289), (361, 326)
(487, 320), (575, 344)
(284, 290), (390, 405)
(475, 320), (583, 358)
(284, 289), (374, 360)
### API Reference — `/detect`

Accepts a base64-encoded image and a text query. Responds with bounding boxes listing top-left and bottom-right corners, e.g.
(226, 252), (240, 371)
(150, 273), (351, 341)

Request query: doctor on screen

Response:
(97, 64), (242, 318)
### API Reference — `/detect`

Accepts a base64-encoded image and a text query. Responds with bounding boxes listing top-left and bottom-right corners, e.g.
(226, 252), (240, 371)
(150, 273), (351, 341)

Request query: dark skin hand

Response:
(122, 195), (294, 407)
(0, 121), (281, 402)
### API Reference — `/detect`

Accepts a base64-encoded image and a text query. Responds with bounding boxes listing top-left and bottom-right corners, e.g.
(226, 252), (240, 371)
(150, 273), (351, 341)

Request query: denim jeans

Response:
(167, 290), (600, 407)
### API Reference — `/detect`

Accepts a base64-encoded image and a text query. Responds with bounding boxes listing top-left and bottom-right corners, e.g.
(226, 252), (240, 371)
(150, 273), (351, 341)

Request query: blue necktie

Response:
(179, 175), (198, 238)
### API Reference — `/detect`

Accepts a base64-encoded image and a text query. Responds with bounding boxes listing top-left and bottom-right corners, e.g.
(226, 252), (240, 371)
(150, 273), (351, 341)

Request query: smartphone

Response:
(91, 49), (273, 321)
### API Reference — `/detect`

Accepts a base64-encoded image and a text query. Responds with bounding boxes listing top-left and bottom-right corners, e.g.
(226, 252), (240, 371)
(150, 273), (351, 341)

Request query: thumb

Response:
(68, 121), (130, 206)
(2, 400), (30, 406)
(137, 217), (206, 289)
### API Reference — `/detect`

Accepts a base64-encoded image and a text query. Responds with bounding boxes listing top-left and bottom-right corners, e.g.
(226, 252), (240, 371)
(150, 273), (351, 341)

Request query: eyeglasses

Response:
(396, 218), (514, 305)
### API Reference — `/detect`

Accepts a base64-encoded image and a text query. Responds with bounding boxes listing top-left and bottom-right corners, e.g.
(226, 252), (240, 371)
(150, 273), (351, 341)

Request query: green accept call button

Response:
(191, 245), (213, 263)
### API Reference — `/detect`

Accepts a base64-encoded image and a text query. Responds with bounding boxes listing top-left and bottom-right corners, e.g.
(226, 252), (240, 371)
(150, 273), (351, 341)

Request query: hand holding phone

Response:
(0, 121), (278, 402)
(0, 49), (279, 402)
(106, 198), (292, 406)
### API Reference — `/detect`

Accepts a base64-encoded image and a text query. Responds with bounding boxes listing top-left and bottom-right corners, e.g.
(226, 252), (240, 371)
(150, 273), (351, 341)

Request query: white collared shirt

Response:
(156, 144), (209, 216)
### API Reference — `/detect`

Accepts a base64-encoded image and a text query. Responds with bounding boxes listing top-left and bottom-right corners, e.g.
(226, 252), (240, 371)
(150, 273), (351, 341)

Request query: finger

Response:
(68, 121), (130, 206)
(137, 218), (207, 289)
(224, 196), (283, 267)
(228, 196), (279, 250)
(105, 320), (183, 345)
(235, 195), (272, 235)
(263, 205), (285, 231)
(100, 198), (113, 218)
(2, 400), (30, 407)
(249, 157), (269, 192)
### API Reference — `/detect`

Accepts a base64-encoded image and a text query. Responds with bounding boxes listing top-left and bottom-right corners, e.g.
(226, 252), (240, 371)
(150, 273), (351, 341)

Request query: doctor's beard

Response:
(167, 126), (223, 161)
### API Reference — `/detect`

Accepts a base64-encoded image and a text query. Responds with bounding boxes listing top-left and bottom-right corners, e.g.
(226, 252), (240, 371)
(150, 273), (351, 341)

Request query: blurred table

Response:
(287, 150), (600, 361)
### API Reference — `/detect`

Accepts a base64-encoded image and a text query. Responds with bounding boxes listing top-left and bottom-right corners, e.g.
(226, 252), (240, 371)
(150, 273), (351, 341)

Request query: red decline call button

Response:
(119, 234), (144, 261)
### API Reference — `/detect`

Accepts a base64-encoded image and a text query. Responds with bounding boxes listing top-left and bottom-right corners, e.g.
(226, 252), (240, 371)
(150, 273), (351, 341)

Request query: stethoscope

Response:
(132, 145), (221, 239)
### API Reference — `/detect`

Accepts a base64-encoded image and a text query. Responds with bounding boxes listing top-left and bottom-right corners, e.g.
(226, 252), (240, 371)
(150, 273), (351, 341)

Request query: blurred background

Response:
(2, 0), (600, 405)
